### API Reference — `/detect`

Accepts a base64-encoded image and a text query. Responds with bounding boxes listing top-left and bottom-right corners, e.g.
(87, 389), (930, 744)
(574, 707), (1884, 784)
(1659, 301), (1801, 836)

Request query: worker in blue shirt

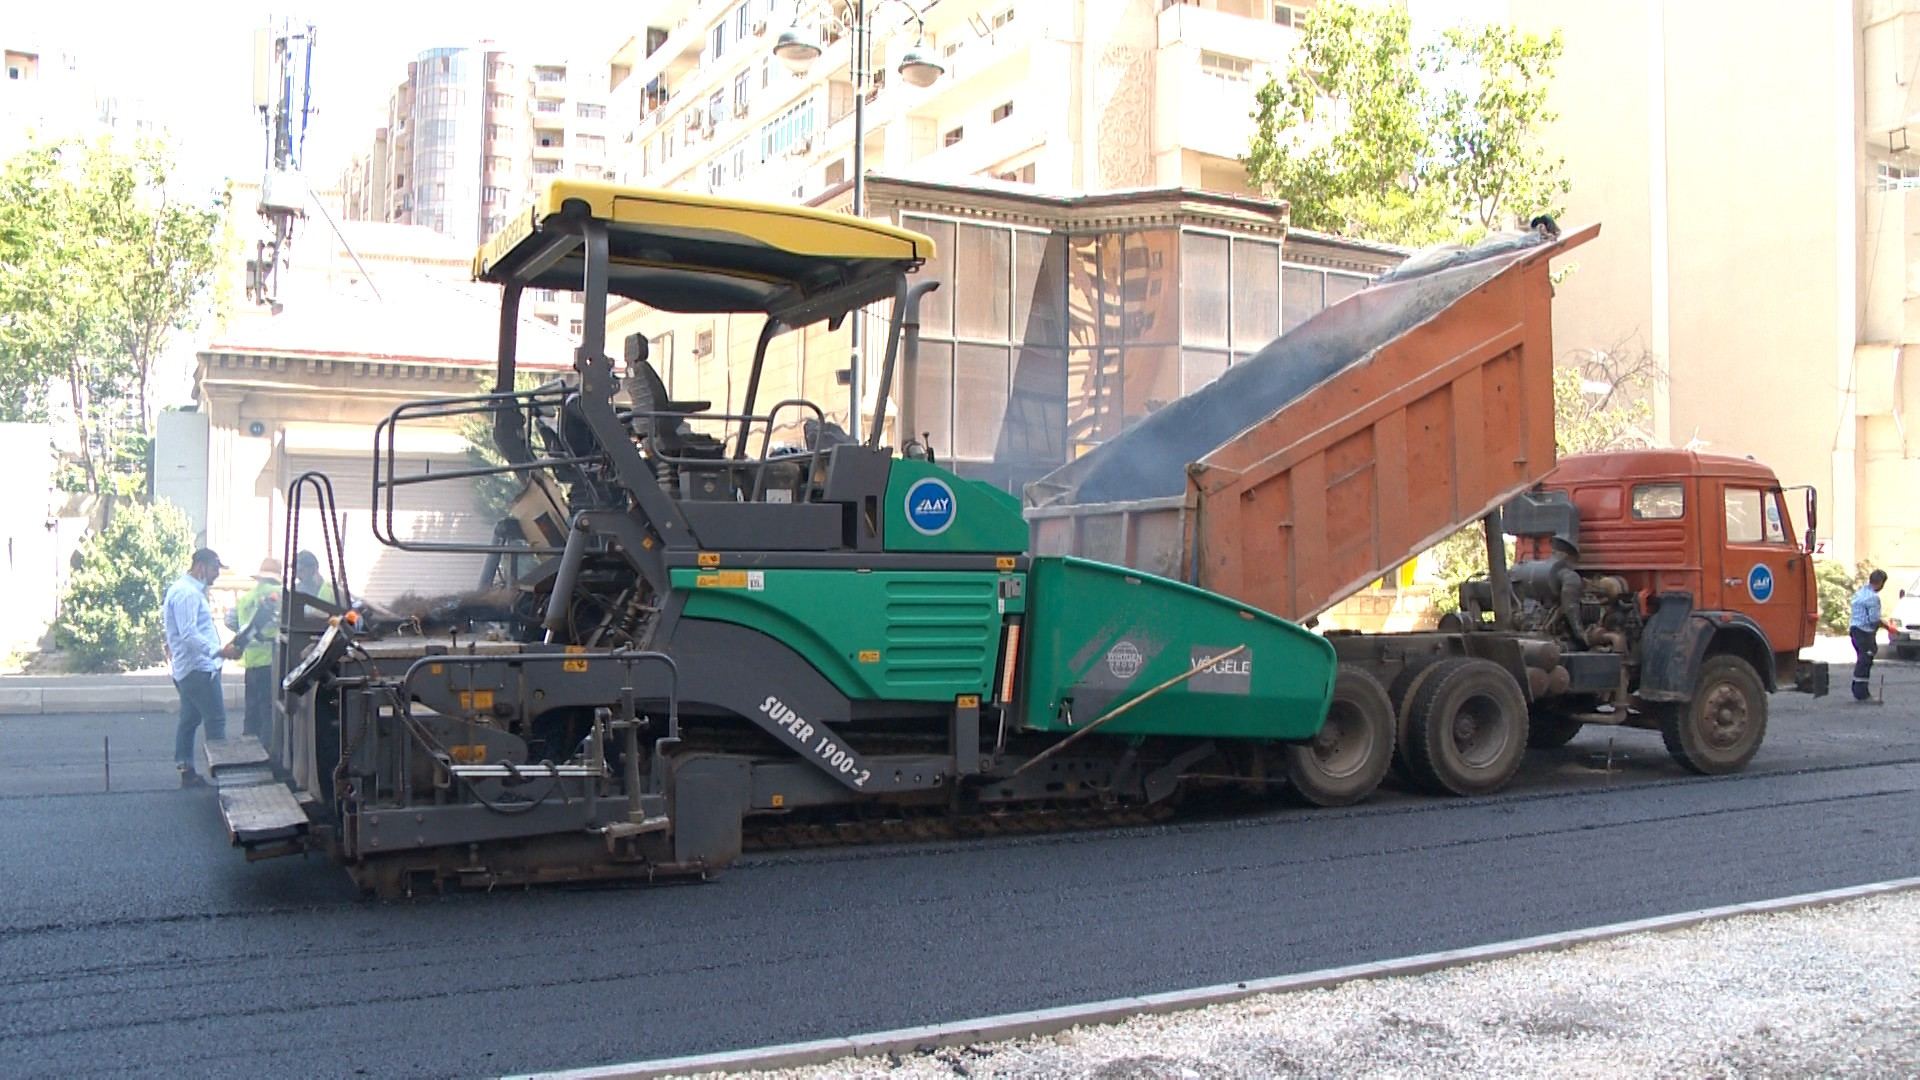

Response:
(164, 547), (242, 786)
(1849, 569), (1899, 702)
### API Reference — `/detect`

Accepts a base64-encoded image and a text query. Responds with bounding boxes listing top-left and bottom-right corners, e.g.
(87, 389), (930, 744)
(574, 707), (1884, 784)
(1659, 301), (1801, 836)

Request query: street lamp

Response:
(775, 0), (944, 442)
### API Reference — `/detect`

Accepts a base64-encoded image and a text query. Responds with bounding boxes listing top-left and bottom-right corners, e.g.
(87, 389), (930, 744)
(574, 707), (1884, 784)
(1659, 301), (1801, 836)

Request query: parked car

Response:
(1889, 575), (1920, 660)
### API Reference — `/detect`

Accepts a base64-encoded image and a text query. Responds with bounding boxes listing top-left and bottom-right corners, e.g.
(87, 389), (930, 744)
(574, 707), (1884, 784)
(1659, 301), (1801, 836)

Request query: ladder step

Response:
(219, 782), (310, 849)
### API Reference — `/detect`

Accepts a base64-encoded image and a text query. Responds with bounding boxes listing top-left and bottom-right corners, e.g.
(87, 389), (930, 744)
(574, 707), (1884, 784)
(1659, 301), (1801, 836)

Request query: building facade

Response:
(606, 0), (1314, 202)
(1506, 0), (1920, 580)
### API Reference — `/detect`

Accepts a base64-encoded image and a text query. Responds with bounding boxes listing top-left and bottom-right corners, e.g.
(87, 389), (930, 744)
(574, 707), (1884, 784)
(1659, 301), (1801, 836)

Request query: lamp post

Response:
(775, 0), (943, 443)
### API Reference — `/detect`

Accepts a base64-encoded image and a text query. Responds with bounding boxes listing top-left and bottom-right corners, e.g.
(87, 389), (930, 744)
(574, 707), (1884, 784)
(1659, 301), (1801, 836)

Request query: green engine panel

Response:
(1020, 557), (1334, 741)
(882, 458), (1029, 554)
(673, 567), (1021, 702)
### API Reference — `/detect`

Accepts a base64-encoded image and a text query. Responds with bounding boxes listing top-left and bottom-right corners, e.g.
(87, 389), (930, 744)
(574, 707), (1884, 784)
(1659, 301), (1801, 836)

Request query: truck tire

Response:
(1526, 709), (1583, 749)
(1386, 661), (1446, 783)
(1282, 668), (1395, 807)
(1404, 658), (1530, 796)
(1660, 654), (1767, 775)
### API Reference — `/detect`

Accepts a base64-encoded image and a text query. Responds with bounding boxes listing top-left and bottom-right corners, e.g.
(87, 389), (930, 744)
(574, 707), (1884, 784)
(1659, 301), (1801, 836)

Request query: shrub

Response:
(1815, 559), (1876, 636)
(51, 501), (193, 671)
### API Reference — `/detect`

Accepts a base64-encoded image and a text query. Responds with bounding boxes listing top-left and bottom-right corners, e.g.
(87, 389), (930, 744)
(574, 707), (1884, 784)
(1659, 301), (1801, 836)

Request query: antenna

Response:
(249, 18), (319, 310)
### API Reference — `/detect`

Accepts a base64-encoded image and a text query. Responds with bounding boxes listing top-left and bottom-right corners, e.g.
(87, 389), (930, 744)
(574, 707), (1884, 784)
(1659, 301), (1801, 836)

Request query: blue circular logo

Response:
(1748, 563), (1774, 603)
(904, 478), (957, 536)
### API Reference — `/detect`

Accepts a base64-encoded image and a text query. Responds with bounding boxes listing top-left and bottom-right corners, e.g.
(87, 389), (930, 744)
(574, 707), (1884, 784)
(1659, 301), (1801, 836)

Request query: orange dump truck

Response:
(1028, 224), (1826, 805)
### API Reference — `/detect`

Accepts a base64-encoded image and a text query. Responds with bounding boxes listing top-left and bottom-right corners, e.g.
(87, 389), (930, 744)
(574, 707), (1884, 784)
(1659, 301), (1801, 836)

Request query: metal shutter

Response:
(282, 453), (494, 605)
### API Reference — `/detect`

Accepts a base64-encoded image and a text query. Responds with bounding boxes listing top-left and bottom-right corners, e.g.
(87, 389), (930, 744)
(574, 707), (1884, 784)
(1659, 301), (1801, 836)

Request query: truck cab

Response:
(1538, 449), (1820, 694)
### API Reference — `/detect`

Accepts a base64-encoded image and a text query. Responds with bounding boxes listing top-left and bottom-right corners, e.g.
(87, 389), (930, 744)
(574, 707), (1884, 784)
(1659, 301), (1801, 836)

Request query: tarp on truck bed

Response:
(1026, 223), (1597, 622)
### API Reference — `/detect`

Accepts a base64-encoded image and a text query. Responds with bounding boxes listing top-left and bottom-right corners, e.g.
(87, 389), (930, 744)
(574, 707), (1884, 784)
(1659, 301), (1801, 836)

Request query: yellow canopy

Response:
(474, 181), (934, 319)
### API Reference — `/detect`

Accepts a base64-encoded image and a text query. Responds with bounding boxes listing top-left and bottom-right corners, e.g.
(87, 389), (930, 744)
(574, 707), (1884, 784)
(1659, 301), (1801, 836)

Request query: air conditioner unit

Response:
(788, 135), (813, 157)
(693, 328), (715, 357)
(702, 123), (716, 140)
(685, 112), (702, 130)
(752, 19), (768, 36)
(733, 100), (750, 117)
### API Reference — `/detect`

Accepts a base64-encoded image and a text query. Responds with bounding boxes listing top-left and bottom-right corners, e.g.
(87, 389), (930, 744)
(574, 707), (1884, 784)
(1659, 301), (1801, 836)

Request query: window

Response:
(732, 143), (747, 179)
(1877, 162), (1918, 191)
(709, 90), (726, 124)
(736, 3), (751, 38)
(709, 161), (725, 188)
(761, 59), (771, 89)
(944, 126), (965, 147)
(535, 67), (565, 84)
(1764, 493), (1789, 543)
(489, 93), (514, 109)
(991, 101), (1013, 123)
(576, 102), (605, 119)
(534, 160), (561, 175)
(568, 319), (584, 337)
(992, 8), (1015, 28)
(734, 70), (751, 110)
(1632, 483), (1686, 521)
(760, 100), (817, 159)
(1724, 488), (1767, 544)
(576, 134), (605, 153)
(535, 99), (562, 114)
(1281, 266), (1323, 332)
(710, 23), (727, 60)
(1272, 3), (1303, 26)
(825, 159), (846, 185)
(1200, 51), (1252, 81)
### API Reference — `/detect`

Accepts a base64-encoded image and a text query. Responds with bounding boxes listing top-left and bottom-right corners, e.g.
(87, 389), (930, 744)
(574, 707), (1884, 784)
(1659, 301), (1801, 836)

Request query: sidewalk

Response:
(0, 670), (245, 715)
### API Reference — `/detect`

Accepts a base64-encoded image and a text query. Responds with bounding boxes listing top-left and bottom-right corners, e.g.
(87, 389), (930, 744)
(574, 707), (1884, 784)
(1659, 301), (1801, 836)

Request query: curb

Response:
(516, 876), (1920, 1080)
(0, 682), (245, 716)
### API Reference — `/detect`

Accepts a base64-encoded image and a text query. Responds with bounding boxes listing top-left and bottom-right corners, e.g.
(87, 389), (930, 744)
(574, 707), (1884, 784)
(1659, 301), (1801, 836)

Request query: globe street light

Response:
(776, 0), (944, 441)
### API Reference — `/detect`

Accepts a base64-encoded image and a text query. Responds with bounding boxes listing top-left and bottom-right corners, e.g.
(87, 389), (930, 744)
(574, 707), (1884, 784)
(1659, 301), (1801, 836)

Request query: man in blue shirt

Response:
(1849, 569), (1899, 702)
(164, 548), (242, 786)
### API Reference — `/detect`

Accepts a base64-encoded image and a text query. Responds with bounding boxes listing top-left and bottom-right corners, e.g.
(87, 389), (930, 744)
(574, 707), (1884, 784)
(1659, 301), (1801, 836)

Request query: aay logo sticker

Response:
(1106, 640), (1144, 680)
(904, 477), (957, 535)
(1747, 563), (1774, 603)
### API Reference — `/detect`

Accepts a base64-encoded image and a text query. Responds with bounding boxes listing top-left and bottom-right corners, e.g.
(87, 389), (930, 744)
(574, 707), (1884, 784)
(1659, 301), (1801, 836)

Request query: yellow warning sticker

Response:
(770, 794), (785, 808)
(697, 552), (721, 567)
(457, 689), (496, 712)
(696, 571), (750, 589)
(449, 744), (488, 764)
(956, 694), (980, 708)
(857, 649), (881, 663)
(996, 556), (1016, 571)
(563, 659), (589, 673)
(429, 663), (444, 675)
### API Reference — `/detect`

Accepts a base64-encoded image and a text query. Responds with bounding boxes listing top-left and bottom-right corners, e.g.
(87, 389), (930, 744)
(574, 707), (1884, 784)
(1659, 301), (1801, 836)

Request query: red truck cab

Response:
(1538, 450), (1820, 692)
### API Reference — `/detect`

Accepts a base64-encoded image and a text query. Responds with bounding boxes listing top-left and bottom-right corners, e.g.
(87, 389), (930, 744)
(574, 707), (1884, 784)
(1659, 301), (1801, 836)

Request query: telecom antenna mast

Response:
(249, 18), (317, 309)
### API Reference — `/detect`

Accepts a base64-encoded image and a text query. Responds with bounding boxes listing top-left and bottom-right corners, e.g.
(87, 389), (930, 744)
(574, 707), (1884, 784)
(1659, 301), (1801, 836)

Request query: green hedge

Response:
(52, 501), (193, 672)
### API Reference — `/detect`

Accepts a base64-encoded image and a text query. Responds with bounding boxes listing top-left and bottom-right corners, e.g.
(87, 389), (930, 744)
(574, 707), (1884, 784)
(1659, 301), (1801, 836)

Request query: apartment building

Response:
(0, 38), (156, 158)
(605, 0), (1313, 201)
(1502, 0), (1920, 576)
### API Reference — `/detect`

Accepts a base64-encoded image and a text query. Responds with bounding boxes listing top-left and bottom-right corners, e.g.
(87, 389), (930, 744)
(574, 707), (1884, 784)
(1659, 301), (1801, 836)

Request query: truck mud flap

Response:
(205, 736), (310, 857)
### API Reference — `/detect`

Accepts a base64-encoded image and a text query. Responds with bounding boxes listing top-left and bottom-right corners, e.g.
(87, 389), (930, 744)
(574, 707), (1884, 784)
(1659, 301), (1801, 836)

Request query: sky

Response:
(8, 2), (625, 192)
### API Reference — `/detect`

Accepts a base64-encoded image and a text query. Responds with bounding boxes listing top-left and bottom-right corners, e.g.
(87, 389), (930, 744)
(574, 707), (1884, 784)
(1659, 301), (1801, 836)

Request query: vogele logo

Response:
(904, 477), (957, 535)
(1748, 563), (1774, 603)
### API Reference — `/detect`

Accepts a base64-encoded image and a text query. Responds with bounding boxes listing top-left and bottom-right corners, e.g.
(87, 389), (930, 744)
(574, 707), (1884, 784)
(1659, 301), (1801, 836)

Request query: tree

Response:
(51, 500), (194, 672)
(0, 138), (221, 495)
(1245, 0), (1569, 246)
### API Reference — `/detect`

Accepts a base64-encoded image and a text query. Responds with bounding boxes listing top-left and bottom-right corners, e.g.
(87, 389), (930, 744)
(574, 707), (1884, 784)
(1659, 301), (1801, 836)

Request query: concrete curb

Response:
(516, 876), (1920, 1080)
(0, 680), (245, 715)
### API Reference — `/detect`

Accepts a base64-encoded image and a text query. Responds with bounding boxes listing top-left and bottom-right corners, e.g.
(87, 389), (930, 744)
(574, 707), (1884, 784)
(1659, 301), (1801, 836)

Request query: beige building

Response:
(1506, 0), (1919, 578)
(606, 0), (1315, 200)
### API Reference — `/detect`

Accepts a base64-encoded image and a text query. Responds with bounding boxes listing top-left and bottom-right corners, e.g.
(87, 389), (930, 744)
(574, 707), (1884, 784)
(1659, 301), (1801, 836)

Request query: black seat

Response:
(624, 335), (723, 460)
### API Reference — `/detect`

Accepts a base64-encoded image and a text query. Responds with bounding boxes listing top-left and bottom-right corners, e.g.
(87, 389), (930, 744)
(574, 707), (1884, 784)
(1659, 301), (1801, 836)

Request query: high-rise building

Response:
(0, 38), (157, 158)
(341, 47), (610, 336)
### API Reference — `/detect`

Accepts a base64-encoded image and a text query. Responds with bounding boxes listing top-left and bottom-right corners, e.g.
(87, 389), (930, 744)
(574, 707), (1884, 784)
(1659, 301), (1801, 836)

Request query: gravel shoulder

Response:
(719, 889), (1920, 1080)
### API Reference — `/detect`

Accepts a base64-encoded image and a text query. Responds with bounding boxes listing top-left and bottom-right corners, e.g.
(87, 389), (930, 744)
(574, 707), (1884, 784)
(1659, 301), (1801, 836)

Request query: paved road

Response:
(2, 659), (1918, 1080)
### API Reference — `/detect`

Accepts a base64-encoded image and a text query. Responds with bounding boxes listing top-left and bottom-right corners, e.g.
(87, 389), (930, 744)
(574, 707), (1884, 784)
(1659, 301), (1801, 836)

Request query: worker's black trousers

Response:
(1850, 627), (1878, 701)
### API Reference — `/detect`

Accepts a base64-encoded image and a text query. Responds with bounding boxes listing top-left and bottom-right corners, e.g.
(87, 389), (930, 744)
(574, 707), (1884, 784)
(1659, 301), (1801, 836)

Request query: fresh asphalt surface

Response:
(3, 658), (1918, 1079)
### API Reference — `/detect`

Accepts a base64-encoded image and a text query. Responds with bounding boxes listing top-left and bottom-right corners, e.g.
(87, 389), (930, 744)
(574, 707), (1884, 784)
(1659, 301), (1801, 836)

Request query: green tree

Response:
(0, 138), (221, 494)
(1245, 0), (1569, 245)
(51, 500), (194, 672)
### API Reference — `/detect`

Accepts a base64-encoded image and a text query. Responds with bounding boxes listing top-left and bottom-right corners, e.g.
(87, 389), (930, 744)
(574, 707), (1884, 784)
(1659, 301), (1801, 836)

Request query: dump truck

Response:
(1028, 222), (1827, 802)
(212, 183), (1348, 896)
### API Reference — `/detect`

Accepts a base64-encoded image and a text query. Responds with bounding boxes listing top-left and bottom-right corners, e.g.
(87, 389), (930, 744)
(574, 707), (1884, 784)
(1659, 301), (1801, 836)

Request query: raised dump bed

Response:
(1028, 225), (1597, 622)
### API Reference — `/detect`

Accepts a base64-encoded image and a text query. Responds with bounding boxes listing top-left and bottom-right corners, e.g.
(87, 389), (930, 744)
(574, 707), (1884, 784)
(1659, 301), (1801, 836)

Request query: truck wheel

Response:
(1526, 709), (1583, 749)
(1386, 661), (1446, 783)
(1281, 668), (1395, 807)
(1660, 655), (1767, 775)
(1404, 658), (1530, 796)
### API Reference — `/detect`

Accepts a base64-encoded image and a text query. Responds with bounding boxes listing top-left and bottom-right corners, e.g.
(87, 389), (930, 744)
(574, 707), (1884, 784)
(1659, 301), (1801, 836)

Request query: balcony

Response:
(1153, 4), (1294, 165)
(1156, 1), (1296, 58)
